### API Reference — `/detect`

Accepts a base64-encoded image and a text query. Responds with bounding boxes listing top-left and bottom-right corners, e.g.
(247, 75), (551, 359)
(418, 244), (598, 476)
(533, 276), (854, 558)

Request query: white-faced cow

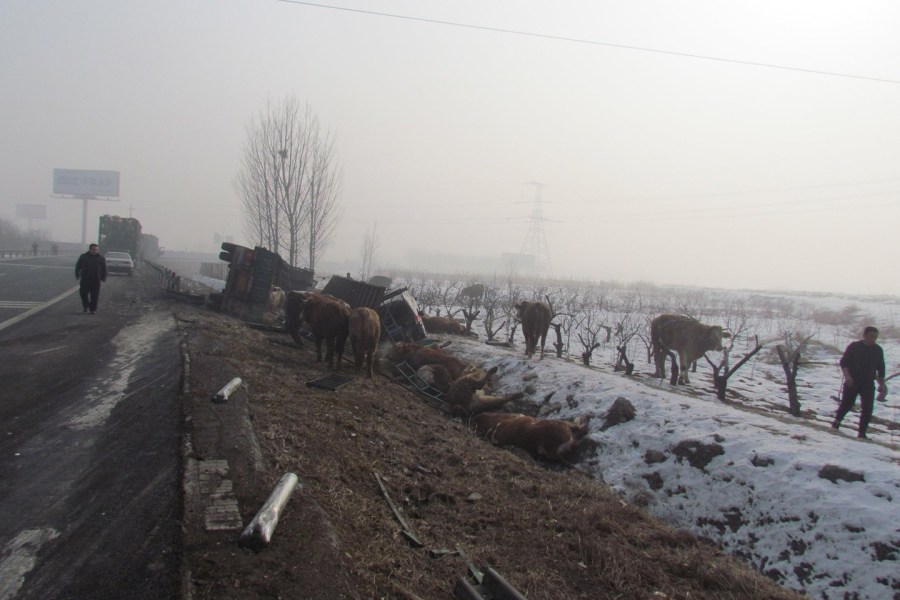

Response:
(348, 307), (381, 377)
(385, 341), (472, 381)
(285, 291), (350, 369)
(416, 364), (454, 393)
(650, 314), (730, 384)
(267, 285), (286, 318)
(471, 412), (591, 463)
(445, 366), (523, 415)
(515, 301), (551, 359)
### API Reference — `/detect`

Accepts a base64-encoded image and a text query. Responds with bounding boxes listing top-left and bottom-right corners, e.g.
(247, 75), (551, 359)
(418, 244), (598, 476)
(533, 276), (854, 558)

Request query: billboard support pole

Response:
(81, 196), (89, 244)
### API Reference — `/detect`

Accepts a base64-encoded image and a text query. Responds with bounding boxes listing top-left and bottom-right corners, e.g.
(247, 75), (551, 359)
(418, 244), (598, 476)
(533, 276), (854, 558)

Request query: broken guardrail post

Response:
(211, 377), (242, 403)
(238, 472), (300, 550)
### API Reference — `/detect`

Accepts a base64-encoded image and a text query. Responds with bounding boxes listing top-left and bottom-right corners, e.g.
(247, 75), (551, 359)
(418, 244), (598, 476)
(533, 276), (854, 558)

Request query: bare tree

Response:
(480, 284), (506, 342)
(359, 223), (378, 282)
(236, 95), (342, 268)
(305, 128), (342, 270)
(577, 308), (608, 367)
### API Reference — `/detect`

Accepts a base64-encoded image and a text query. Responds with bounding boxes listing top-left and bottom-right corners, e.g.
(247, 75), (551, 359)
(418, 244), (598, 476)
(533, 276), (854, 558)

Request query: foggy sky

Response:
(2, 1), (899, 295)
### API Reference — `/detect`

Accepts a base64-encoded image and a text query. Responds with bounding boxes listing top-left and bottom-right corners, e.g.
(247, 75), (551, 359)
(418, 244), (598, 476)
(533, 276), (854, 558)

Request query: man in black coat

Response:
(75, 243), (107, 314)
(832, 326), (887, 439)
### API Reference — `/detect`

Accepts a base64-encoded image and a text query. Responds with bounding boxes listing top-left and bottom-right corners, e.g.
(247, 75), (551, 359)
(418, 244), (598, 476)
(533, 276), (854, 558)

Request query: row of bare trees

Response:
(236, 95), (342, 270)
(387, 272), (873, 416)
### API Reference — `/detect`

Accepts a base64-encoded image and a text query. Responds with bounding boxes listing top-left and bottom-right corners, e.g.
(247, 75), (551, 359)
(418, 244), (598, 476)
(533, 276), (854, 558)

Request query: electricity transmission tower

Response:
(518, 181), (553, 275)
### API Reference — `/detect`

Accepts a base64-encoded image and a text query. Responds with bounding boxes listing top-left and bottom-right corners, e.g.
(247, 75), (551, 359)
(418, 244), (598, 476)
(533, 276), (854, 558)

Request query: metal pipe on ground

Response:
(238, 472), (300, 550)
(212, 377), (242, 403)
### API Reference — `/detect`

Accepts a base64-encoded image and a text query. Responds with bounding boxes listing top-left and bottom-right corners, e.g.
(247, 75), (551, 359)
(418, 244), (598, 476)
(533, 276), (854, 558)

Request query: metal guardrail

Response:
(145, 260), (182, 292)
(0, 250), (72, 258)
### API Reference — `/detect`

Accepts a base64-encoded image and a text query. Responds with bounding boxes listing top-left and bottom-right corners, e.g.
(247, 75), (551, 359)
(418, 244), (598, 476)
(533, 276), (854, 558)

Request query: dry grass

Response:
(181, 304), (806, 600)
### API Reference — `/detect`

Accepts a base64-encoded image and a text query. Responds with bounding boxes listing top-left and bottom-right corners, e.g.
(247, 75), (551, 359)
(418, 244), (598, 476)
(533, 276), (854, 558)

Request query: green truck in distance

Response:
(98, 215), (141, 261)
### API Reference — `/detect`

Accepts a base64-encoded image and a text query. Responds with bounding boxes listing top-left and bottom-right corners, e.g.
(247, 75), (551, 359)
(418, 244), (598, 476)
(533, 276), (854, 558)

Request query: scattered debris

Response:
(239, 472), (300, 550)
(373, 472), (422, 547)
(818, 464), (865, 484)
(306, 373), (354, 391)
(211, 377), (242, 403)
(454, 566), (527, 600)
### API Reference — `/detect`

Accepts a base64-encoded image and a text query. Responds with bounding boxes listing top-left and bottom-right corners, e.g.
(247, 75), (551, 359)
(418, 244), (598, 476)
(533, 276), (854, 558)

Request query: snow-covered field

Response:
(187, 262), (899, 599)
(408, 283), (900, 600)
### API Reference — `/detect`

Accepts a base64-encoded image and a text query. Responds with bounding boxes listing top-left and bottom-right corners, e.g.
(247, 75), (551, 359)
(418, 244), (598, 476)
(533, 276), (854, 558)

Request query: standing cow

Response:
(650, 314), (730, 384)
(348, 307), (381, 377)
(515, 301), (551, 359)
(285, 291), (351, 369)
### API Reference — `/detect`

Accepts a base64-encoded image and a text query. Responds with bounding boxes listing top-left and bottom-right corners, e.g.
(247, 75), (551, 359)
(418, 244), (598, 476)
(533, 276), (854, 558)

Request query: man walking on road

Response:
(832, 326), (887, 439)
(75, 243), (107, 314)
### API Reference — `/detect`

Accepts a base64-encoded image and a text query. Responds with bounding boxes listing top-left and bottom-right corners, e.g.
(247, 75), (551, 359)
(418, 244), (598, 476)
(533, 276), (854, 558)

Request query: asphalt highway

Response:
(0, 256), (182, 600)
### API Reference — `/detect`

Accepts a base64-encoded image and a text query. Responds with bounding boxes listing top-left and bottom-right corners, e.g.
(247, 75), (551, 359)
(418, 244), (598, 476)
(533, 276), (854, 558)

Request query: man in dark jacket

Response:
(75, 243), (107, 314)
(832, 326), (887, 439)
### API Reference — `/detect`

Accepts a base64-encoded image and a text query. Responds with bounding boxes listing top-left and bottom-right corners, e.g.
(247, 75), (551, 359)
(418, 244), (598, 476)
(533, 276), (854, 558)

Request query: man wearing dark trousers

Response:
(75, 243), (107, 314)
(832, 326), (887, 439)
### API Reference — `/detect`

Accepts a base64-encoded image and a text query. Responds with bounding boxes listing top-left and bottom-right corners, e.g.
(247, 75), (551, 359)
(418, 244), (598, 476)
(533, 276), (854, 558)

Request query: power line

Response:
(278, 0), (900, 84)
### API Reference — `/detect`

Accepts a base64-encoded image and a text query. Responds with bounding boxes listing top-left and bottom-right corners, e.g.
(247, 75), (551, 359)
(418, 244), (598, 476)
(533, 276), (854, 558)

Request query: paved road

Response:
(0, 257), (182, 600)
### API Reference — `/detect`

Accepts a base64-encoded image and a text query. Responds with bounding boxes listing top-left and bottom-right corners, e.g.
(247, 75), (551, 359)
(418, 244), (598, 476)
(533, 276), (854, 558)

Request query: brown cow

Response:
(515, 301), (551, 359)
(650, 314), (731, 384)
(420, 314), (468, 336)
(472, 412), (591, 463)
(445, 366), (523, 415)
(348, 307), (381, 377)
(416, 364), (454, 393)
(385, 341), (472, 381)
(285, 291), (350, 369)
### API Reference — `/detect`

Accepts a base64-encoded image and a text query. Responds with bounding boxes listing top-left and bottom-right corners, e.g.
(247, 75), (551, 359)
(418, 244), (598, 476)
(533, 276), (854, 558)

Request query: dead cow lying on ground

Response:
(445, 366), (524, 415)
(386, 341), (472, 381)
(348, 307), (381, 377)
(420, 313), (468, 336)
(285, 291), (350, 369)
(650, 313), (730, 384)
(472, 412), (591, 463)
(515, 301), (552, 359)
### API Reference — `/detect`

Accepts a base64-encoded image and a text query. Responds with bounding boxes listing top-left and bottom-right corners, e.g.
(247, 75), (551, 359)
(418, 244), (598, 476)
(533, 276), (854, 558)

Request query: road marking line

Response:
(0, 301), (41, 308)
(32, 345), (68, 356)
(0, 287), (78, 333)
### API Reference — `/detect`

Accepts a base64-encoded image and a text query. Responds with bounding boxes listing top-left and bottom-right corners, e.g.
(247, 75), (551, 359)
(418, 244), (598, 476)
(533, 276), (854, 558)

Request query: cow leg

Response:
(351, 338), (363, 373)
(539, 332), (547, 360)
(325, 337), (335, 369)
(679, 353), (690, 384)
(315, 337), (324, 362)
(651, 344), (664, 378)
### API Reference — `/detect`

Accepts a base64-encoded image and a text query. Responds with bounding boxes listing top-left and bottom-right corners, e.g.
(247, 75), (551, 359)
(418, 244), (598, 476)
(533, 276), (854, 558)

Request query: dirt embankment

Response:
(174, 299), (804, 600)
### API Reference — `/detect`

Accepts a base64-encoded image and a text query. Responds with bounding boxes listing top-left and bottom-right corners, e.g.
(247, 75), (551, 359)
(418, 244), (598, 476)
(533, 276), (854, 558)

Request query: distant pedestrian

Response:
(75, 243), (107, 314)
(832, 326), (887, 439)
(51, 243), (58, 256)
(32, 241), (38, 256)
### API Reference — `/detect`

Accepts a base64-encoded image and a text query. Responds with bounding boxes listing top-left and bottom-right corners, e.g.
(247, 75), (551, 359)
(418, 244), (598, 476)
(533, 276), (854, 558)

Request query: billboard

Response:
(16, 204), (46, 219)
(53, 169), (120, 197)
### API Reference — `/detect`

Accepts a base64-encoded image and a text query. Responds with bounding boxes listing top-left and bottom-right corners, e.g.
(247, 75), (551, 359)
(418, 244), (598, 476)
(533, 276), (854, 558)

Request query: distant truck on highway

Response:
(98, 215), (142, 262)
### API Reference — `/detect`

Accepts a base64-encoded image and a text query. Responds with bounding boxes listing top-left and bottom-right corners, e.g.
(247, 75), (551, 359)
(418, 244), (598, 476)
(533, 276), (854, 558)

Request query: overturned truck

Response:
(214, 243), (315, 323)
(213, 243), (426, 342)
(321, 274), (426, 343)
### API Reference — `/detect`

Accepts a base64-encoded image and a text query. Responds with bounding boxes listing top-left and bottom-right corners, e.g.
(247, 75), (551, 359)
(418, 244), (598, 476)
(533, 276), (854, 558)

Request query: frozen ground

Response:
(437, 287), (900, 600)
(186, 262), (899, 599)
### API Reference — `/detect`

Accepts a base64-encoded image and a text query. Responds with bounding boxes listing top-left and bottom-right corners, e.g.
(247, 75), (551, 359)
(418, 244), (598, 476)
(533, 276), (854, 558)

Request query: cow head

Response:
(514, 301), (529, 320)
(385, 342), (418, 363)
(708, 326), (731, 351)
